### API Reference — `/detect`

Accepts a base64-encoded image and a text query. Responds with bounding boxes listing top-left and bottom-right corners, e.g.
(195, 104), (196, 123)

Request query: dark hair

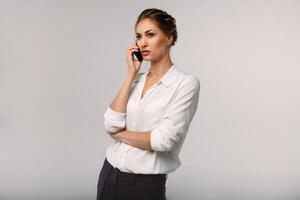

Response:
(135, 8), (178, 46)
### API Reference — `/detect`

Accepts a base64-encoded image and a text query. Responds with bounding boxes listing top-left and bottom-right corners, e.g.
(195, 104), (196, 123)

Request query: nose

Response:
(140, 38), (148, 48)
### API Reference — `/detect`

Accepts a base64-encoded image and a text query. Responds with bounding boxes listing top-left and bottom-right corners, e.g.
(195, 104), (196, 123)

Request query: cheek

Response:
(153, 40), (165, 53)
(149, 37), (166, 58)
(152, 37), (164, 48)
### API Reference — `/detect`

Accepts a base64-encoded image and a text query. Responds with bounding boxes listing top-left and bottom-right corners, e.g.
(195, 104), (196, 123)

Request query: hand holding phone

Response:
(133, 42), (143, 62)
(126, 42), (143, 75)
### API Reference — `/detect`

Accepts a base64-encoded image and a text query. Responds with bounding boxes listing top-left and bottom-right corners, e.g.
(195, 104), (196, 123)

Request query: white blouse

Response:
(103, 64), (200, 174)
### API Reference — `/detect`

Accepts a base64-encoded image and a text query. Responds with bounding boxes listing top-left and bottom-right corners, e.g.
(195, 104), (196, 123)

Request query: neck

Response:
(149, 54), (173, 80)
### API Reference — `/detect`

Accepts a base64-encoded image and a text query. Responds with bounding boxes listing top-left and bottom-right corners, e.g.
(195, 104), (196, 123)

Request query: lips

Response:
(142, 50), (150, 56)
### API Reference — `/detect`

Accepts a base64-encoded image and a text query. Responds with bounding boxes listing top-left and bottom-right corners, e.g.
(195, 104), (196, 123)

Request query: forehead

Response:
(135, 18), (160, 34)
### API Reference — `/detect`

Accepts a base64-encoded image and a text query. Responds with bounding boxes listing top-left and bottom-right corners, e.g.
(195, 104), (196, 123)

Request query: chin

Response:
(144, 56), (160, 62)
(142, 56), (152, 62)
(143, 58), (150, 61)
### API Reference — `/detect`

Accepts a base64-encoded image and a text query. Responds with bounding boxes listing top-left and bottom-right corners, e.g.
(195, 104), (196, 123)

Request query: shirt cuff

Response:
(150, 128), (179, 152)
(103, 106), (126, 133)
(105, 106), (126, 120)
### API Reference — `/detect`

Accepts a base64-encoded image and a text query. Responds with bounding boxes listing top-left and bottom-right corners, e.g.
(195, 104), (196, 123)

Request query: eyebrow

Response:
(136, 29), (155, 35)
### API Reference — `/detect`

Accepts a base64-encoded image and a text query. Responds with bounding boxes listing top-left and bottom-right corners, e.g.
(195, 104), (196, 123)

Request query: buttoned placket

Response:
(121, 82), (160, 165)
(120, 79), (160, 171)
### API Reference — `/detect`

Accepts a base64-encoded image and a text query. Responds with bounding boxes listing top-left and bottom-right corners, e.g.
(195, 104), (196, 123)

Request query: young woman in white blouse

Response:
(97, 8), (200, 200)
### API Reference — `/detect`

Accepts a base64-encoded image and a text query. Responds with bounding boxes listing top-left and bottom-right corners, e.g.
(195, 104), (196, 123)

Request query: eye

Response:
(147, 33), (155, 37)
(136, 35), (141, 40)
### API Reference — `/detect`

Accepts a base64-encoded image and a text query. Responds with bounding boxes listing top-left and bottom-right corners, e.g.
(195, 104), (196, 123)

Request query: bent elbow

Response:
(150, 130), (180, 152)
(104, 120), (126, 134)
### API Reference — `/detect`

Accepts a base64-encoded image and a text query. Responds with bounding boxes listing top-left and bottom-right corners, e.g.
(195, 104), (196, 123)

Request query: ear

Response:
(166, 35), (173, 46)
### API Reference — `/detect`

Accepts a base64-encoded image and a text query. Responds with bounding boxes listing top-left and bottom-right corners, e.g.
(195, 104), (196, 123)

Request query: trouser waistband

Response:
(104, 158), (167, 179)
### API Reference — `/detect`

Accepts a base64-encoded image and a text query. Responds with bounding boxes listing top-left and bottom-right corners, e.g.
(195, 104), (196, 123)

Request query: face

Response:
(135, 18), (172, 62)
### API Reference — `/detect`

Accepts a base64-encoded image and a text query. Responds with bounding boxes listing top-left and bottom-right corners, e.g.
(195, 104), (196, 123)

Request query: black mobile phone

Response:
(133, 43), (143, 62)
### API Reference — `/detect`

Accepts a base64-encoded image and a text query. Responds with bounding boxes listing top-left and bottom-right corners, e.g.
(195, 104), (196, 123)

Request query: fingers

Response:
(127, 43), (139, 51)
(127, 46), (139, 54)
(129, 47), (139, 53)
(126, 43), (142, 68)
(126, 45), (140, 58)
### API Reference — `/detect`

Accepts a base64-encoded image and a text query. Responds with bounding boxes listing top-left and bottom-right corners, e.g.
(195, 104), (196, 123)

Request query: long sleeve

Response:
(150, 76), (200, 152)
(104, 106), (126, 134)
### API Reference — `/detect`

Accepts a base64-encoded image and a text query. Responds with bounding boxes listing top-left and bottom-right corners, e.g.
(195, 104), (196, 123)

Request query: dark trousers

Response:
(97, 158), (167, 200)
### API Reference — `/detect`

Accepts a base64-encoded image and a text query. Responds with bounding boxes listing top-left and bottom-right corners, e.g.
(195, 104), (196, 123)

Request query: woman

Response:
(97, 8), (200, 200)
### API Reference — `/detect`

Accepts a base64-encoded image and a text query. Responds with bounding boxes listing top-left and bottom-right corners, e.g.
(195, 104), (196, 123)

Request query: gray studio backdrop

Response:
(0, 0), (299, 200)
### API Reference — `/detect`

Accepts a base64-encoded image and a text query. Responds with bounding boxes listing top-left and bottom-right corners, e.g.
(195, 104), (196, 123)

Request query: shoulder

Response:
(174, 67), (200, 91)
(182, 75), (200, 89)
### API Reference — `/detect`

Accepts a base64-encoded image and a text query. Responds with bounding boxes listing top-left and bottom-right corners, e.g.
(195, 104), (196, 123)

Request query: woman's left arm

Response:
(109, 130), (152, 150)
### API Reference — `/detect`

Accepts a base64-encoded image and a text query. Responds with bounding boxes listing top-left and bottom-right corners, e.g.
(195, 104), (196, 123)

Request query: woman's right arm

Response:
(104, 43), (142, 134)
(109, 72), (136, 113)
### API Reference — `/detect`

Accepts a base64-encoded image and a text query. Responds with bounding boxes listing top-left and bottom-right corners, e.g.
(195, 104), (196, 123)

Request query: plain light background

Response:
(0, 0), (299, 200)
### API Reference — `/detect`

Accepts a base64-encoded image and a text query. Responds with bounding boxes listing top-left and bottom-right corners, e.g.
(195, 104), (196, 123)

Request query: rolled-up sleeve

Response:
(104, 106), (126, 134)
(150, 76), (200, 152)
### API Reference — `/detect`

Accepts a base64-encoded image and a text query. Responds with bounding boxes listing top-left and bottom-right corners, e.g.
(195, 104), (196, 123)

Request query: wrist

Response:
(109, 131), (121, 140)
(125, 71), (137, 81)
(114, 131), (123, 141)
